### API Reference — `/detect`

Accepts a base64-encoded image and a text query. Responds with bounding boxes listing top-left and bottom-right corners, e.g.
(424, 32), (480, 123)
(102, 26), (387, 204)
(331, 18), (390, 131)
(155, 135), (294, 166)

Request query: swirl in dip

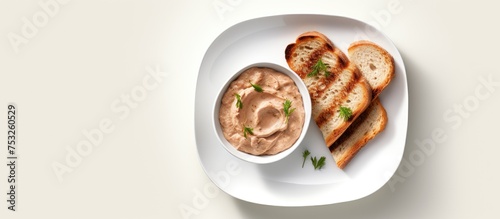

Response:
(219, 67), (305, 156)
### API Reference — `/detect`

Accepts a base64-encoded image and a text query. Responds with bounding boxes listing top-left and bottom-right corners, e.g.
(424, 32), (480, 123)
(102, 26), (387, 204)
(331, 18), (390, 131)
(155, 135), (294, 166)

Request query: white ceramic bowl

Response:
(213, 62), (311, 164)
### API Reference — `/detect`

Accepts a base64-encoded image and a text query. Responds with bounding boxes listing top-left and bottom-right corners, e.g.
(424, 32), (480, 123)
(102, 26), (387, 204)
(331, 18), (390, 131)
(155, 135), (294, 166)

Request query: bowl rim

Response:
(212, 62), (312, 164)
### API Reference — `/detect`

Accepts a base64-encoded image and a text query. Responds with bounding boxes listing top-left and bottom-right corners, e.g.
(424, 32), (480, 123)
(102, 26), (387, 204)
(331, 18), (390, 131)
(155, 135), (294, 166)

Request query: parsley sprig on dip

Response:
(283, 99), (296, 123)
(234, 93), (243, 109)
(243, 126), (253, 138)
(249, 81), (263, 92)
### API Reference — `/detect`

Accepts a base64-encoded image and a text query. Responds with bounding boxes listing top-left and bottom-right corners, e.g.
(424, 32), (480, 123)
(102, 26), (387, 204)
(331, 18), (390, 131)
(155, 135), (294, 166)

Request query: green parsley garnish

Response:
(339, 106), (353, 121)
(243, 126), (253, 138)
(283, 99), (296, 123)
(235, 93), (242, 109)
(324, 70), (331, 77)
(302, 150), (311, 168)
(311, 156), (326, 170)
(249, 81), (263, 92)
(307, 59), (331, 77)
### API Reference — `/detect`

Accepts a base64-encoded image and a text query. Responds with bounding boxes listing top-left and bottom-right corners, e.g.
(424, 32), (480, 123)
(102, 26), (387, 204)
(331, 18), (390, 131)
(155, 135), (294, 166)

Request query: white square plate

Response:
(194, 14), (408, 206)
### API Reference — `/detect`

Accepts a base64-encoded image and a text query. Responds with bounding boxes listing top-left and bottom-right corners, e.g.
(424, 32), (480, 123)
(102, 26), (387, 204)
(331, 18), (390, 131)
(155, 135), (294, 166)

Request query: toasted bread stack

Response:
(285, 31), (372, 147)
(285, 32), (395, 169)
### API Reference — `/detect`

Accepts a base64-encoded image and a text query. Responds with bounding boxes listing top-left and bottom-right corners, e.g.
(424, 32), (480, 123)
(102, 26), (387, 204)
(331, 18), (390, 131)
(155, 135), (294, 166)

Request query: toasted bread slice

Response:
(329, 40), (394, 168)
(285, 31), (372, 147)
(348, 40), (395, 98)
(330, 98), (387, 169)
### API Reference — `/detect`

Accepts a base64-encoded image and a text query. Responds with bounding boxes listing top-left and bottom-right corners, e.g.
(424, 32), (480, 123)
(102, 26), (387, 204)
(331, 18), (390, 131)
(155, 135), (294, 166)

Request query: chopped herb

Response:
(243, 126), (253, 138)
(249, 81), (263, 92)
(302, 150), (311, 168)
(235, 93), (242, 109)
(307, 59), (331, 77)
(339, 106), (353, 121)
(283, 99), (296, 123)
(311, 156), (326, 170)
(324, 70), (330, 77)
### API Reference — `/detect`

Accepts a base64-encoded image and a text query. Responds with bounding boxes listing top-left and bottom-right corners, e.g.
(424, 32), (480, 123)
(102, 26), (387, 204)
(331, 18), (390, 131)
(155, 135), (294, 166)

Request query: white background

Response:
(1, 0), (499, 218)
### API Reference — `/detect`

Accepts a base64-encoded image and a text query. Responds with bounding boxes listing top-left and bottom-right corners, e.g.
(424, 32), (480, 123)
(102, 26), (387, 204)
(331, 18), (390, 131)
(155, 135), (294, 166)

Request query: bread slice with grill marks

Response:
(285, 31), (372, 147)
(329, 40), (394, 169)
(330, 98), (387, 169)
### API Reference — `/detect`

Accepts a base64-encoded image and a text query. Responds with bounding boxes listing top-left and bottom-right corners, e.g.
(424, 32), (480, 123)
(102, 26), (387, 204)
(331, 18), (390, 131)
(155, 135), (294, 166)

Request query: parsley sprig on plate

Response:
(302, 149), (326, 170)
(302, 150), (310, 168)
(311, 156), (326, 170)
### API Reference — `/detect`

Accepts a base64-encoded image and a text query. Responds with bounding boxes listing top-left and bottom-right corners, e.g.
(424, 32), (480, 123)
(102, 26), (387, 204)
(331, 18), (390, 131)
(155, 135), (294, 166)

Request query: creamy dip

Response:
(219, 67), (305, 155)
